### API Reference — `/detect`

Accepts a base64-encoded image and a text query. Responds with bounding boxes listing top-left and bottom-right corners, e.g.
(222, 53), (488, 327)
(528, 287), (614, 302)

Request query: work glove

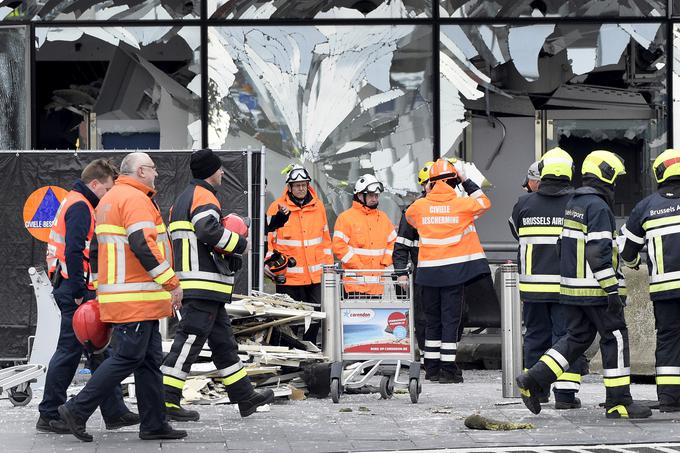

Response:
(228, 255), (243, 273)
(606, 293), (624, 315)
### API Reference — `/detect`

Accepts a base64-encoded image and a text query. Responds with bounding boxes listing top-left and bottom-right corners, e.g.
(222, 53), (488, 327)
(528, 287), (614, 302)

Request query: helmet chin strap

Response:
(355, 192), (379, 209)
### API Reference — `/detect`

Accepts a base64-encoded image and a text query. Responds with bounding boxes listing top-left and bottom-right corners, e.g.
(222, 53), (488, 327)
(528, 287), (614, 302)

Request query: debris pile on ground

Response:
(464, 413), (534, 430)
(161, 291), (328, 405)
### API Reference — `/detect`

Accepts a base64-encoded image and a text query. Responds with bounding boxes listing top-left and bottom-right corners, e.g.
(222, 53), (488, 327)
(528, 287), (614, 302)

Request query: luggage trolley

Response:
(322, 265), (421, 404)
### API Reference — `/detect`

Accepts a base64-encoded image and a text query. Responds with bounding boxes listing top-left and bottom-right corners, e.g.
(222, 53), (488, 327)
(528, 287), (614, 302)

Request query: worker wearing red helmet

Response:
(161, 149), (273, 422)
(265, 164), (333, 343)
(406, 158), (491, 383)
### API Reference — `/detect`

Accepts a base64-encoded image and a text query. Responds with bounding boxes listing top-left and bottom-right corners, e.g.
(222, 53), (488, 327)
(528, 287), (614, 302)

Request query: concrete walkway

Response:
(3, 370), (679, 452)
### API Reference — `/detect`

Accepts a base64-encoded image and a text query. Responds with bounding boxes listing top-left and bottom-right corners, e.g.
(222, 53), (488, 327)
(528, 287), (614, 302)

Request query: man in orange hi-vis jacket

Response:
(332, 174), (397, 297)
(265, 164), (333, 342)
(57, 152), (187, 443)
(406, 158), (491, 384)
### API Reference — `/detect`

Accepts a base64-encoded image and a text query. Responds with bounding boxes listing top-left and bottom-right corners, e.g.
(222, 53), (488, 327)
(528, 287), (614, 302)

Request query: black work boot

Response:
(58, 404), (93, 442)
(555, 397), (581, 410)
(166, 404), (200, 422)
(660, 403), (680, 413)
(516, 372), (543, 415)
(139, 422), (188, 440)
(105, 411), (141, 430)
(424, 371), (439, 381)
(36, 415), (69, 434)
(439, 370), (464, 384)
(238, 389), (275, 417)
(605, 402), (652, 419)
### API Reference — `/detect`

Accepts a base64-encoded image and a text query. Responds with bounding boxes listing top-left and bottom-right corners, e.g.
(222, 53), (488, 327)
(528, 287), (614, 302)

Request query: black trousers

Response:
(421, 284), (464, 375)
(529, 304), (632, 408)
(523, 301), (587, 401)
(38, 285), (127, 421)
(161, 298), (252, 406)
(65, 320), (165, 432)
(654, 299), (680, 406)
(276, 283), (321, 343)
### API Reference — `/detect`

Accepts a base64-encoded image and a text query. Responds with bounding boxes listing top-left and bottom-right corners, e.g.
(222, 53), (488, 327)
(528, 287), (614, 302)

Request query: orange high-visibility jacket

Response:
(405, 179), (491, 287)
(266, 186), (333, 285)
(46, 190), (95, 290)
(332, 201), (397, 294)
(95, 175), (179, 323)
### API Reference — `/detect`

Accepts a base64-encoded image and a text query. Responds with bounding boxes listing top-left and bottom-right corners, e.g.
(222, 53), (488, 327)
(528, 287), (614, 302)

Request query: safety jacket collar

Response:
(351, 200), (380, 215)
(580, 177), (614, 207)
(537, 178), (573, 197)
(191, 178), (217, 195)
(115, 175), (156, 198)
(658, 180), (680, 198)
(73, 179), (100, 208)
(425, 180), (458, 202)
(282, 185), (320, 212)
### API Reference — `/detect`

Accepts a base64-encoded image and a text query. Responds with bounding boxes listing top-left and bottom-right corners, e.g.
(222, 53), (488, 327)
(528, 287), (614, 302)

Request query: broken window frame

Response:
(1, 1), (201, 21)
(208, 1), (433, 19)
(440, 0), (669, 18)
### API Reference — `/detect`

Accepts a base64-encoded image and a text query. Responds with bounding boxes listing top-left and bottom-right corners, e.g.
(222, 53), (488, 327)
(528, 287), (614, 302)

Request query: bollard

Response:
(159, 318), (169, 341)
(500, 263), (522, 398)
(321, 265), (340, 362)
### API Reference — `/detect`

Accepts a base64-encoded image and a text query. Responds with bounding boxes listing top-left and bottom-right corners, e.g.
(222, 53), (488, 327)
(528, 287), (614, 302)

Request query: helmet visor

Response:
(287, 167), (311, 182)
(363, 181), (384, 193)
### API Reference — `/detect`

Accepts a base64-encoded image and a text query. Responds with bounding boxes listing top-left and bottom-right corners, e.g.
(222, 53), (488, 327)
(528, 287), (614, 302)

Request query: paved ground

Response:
(4, 370), (680, 452)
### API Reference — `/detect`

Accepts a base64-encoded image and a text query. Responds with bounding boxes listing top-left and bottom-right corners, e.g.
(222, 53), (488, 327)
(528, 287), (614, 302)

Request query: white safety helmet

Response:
(353, 174), (384, 194)
(284, 164), (312, 184)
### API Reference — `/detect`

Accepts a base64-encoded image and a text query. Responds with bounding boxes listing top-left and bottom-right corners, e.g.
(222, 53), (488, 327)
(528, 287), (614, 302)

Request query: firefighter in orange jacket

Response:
(265, 164), (332, 342)
(57, 152), (186, 443)
(332, 174), (397, 296)
(406, 158), (491, 383)
(39, 159), (137, 434)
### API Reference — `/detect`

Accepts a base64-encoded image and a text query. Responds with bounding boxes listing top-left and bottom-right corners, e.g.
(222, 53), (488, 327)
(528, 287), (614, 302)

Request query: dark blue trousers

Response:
(421, 284), (464, 375)
(66, 320), (165, 432)
(38, 285), (127, 421)
(523, 301), (587, 401)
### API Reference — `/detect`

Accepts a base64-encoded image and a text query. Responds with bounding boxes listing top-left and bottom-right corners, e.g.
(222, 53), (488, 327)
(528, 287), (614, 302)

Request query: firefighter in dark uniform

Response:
(394, 161), (434, 355)
(516, 150), (652, 419)
(620, 148), (680, 412)
(509, 148), (585, 409)
(161, 149), (274, 421)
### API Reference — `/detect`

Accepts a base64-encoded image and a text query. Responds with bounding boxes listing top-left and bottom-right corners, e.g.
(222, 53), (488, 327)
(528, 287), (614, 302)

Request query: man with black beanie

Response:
(161, 149), (274, 422)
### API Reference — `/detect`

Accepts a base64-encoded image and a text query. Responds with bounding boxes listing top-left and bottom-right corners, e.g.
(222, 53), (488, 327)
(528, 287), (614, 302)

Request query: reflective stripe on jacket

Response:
(169, 179), (246, 302)
(559, 186), (625, 305)
(46, 187), (95, 290)
(405, 179), (490, 287)
(332, 201), (396, 294)
(509, 181), (573, 302)
(95, 175), (179, 323)
(266, 186), (332, 285)
(620, 183), (680, 301)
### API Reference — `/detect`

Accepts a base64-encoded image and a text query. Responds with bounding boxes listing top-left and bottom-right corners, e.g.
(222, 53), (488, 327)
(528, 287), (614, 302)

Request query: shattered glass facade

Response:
(209, 0), (431, 18)
(35, 26), (201, 149)
(0, 26), (27, 149)
(441, 0), (667, 17)
(0, 1), (200, 20)
(209, 25), (432, 220)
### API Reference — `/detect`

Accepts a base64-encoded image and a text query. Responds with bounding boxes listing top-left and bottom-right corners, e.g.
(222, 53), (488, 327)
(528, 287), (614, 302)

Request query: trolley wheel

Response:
(331, 378), (341, 404)
(9, 386), (32, 407)
(409, 378), (420, 404)
(379, 375), (394, 400)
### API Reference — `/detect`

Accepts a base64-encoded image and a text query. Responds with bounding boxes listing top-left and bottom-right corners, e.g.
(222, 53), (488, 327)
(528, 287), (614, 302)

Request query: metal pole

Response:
(321, 265), (338, 362)
(258, 146), (266, 292)
(246, 147), (253, 295)
(500, 263), (522, 398)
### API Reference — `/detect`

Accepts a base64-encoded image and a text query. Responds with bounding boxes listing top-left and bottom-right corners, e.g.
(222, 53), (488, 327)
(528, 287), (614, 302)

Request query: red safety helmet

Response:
(428, 158), (458, 182)
(222, 213), (249, 237)
(72, 299), (112, 353)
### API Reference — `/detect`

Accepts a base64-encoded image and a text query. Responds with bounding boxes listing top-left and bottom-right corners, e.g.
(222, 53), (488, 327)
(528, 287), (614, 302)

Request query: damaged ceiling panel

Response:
(440, 0), (666, 18)
(210, 0), (431, 19)
(36, 26), (201, 149)
(0, 27), (26, 149)
(0, 0), (199, 21)
(209, 25), (432, 219)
